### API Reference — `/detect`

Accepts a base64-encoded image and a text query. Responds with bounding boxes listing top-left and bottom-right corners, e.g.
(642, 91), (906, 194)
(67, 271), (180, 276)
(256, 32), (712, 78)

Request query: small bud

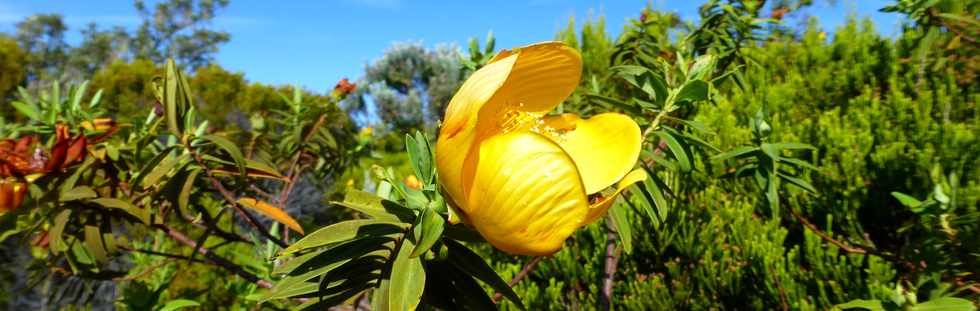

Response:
(404, 175), (422, 190)
(154, 101), (165, 117)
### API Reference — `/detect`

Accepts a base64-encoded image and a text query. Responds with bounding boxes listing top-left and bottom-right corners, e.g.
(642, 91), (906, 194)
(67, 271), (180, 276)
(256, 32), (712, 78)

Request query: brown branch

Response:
(119, 245), (206, 263)
(601, 221), (622, 311)
(492, 256), (544, 303)
(929, 8), (978, 44)
(154, 224), (273, 289)
(788, 207), (868, 255)
(768, 266), (789, 311)
(188, 148), (287, 248)
(277, 114), (328, 210)
(113, 261), (170, 282)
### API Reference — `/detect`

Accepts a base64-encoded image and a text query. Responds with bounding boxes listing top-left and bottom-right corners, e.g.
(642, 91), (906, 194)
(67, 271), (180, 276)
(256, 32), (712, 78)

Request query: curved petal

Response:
(542, 113), (642, 194)
(440, 54), (518, 140)
(582, 169), (647, 225)
(461, 43), (582, 200)
(465, 131), (588, 256)
(436, 55), (518, 209)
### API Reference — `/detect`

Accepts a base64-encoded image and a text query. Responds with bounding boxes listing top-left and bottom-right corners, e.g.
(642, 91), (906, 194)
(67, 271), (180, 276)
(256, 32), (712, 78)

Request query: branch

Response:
(768, 266), (789, 311)
(278, 114), (328, 209)
(788, 207), (868, 255)
(492, 256), (544, 303)
(188, 148), (288, 248)
(113, 261), (171, 282)
(601, 221), (622, 311)
(118, 245), (206, 263)
(154, 224), (273, 289)
(928, 8), (978, 44)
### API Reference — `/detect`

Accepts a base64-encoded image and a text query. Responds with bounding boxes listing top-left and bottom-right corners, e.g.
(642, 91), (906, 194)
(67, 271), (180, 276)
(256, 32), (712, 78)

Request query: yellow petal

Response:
(436, 54), (518, 210)
(438, 42), (582, 212)
(440, 54), (518, 140)
(465, 131), (588, 256)
(582, 169), (647, 225)
(543, 113), (642, 194)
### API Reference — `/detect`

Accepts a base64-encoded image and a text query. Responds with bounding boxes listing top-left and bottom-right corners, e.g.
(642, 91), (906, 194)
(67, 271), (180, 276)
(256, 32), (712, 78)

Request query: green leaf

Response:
(714, 146), (759, 162)
(314, 256), (384, 304)
(769, 142), (815, 150)
(389, 237), (425, 311)
(446, 240), (525, 310)
(333, 190), (415, 222)
(70, 81), (88, 111)
(406, 131), (433, 184)
(674, 128), (721, 153)
(778, 156), (819, 171)
(834, 299), (885, 311)
(638, 173), (670, 224)
(297, 281), (376, 311)
(143, 153), (189, 190)
(612, 65), (669, 105)
(688, 54), (716, 80)
(909, 297), (976, 311)
(244, 158), (282, 179)
(201, 135), (246, 177)
(656, 130), (692, 172)
(158, 299), (200, 311)
(675, 80), (710, 105)
(49, 209), (72, 254)
(371, 279), (391, 311)
(932, 184), (950, 205)
(60, 186), (98, 202)
(164, 59), (184, 136)
(178, 168), (200, 219)
(890, 192), (923, 208)
(269, 236), (396, 298)
(444, 265), (497, 311)
(410, 207), (445, 258)
(10, 101), (40, 121)
(132, 146), (177, 188)
(89, 198), (149, 224)
(280, 220), (406, 257)
(83, 225), (108, 264)
(777, 172), (817, 194)
(609, 203), (633, 254)
(761, 143), (780, 160)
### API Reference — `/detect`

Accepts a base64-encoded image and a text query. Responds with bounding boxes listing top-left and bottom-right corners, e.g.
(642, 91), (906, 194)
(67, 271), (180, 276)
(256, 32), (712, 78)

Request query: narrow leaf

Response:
(446, 240), (525, 310)
(159, 299), (200, 311)
(201, 135), (247, 177)
(410, 207), (445, 258)
(389, 238), (425, 311)
(237, 197), (304, 235)
(280, 220), (405, 256)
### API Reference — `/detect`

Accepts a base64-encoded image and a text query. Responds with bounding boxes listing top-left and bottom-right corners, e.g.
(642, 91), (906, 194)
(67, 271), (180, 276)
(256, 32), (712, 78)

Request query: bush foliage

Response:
(0, 0), (977, 310)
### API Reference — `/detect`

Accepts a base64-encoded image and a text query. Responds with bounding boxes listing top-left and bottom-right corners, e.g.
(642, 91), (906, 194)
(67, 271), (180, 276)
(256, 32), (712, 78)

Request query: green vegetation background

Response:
(0, 0), (976, 310)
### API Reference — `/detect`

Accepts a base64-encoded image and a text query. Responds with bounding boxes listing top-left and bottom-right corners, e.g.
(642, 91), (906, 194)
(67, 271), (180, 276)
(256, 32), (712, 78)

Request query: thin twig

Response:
(788, 207), (868, 255)
(929, 8), (978, 44)
(113, 261), (170, 282)
(277, 114), (328, 209)
(155, 224), (274, 289)
(188, 148), (287, 248)
(768, 266), (789, 311)
(492, 256), (544, 303)
(119, 245), (206, 263)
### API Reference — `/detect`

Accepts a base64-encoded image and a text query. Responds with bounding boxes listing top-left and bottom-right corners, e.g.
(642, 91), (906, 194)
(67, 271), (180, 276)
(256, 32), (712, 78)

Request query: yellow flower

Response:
(435, 42), (646, 256)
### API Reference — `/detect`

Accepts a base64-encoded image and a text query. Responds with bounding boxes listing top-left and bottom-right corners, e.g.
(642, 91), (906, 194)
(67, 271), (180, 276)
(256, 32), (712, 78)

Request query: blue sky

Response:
(0, 0), (902, 93)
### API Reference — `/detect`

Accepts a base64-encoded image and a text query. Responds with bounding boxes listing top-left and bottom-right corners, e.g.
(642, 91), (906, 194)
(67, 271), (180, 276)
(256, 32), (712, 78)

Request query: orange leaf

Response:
(63, 135), (87, 169)
(236, 197), (304, 235)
